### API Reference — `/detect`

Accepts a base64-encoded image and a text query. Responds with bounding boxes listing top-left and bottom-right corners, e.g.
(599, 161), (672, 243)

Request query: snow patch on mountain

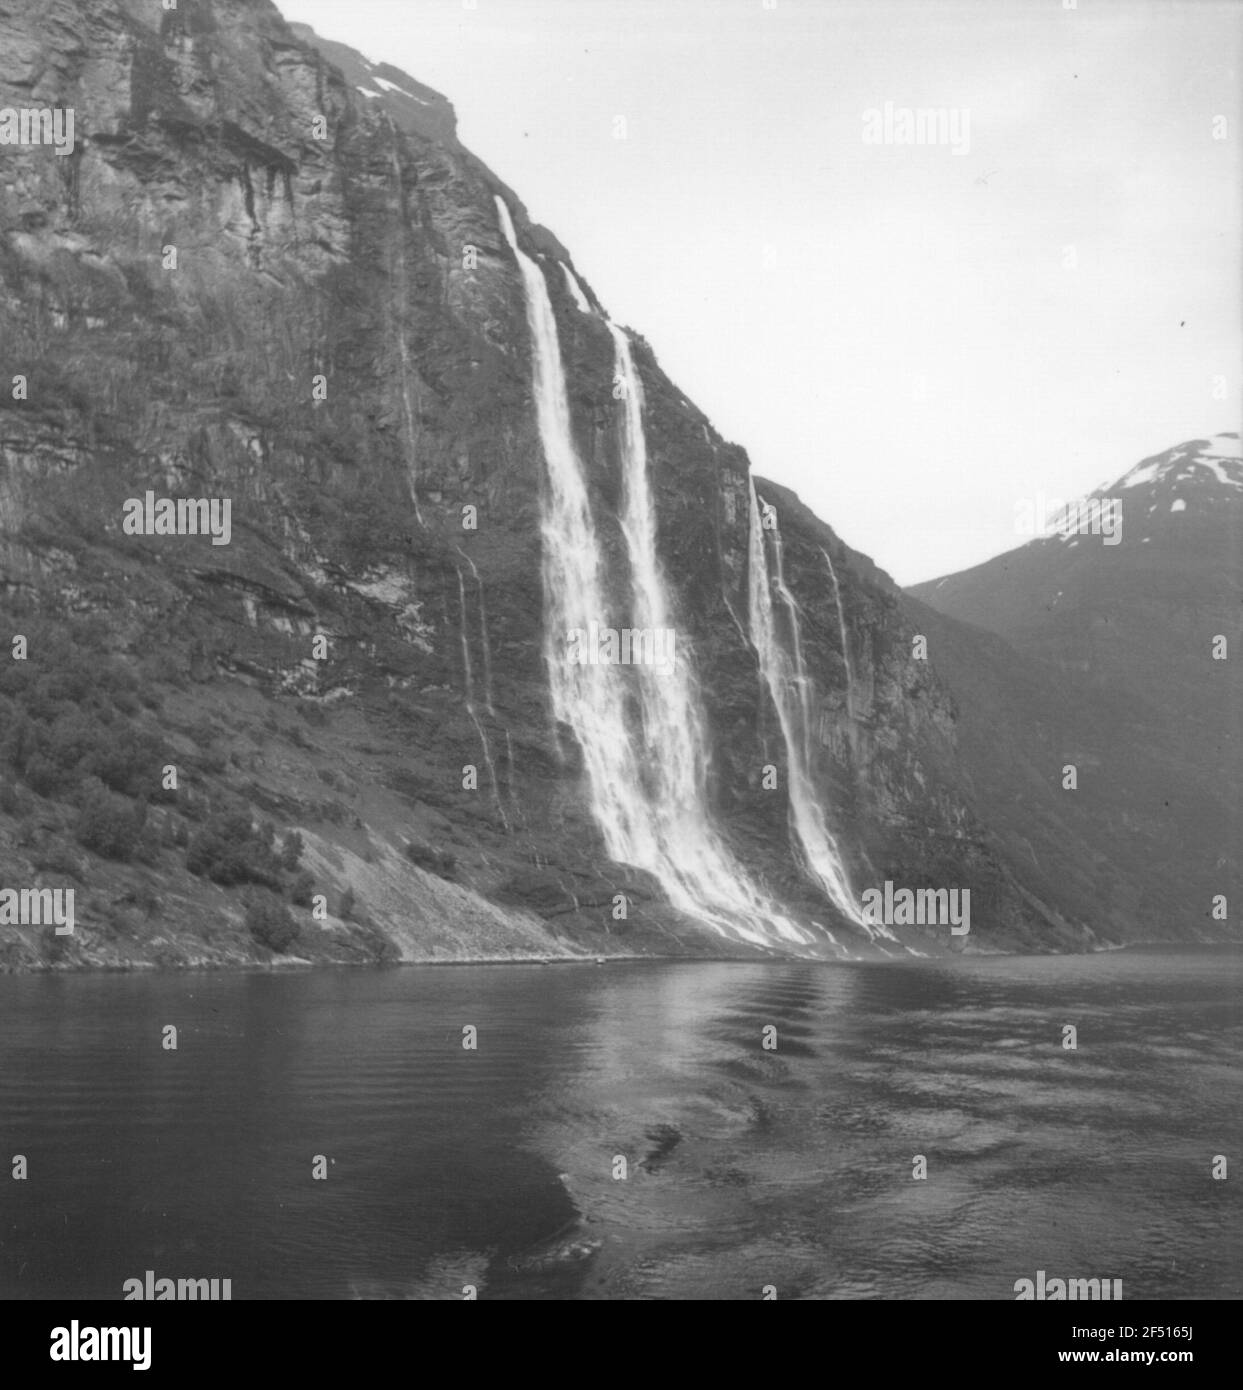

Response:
(1112, 434), (1241, 493)
(1201, 433), (1240, 460)
(374, 76), (432, 105)
(1194, 456), (1240, 486)
(1118, 458), (1164, 490)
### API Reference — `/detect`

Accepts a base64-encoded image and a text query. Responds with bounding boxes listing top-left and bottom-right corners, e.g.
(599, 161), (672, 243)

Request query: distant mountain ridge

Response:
(909, 432), (1241, 944)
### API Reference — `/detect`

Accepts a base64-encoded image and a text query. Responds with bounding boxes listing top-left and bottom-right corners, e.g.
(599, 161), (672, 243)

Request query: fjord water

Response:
(1, 949), (1239, 1300)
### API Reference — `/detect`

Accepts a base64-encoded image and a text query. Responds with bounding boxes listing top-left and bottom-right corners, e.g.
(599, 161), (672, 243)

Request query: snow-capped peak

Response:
(1022, 432), (1241, 551)
(1112, 433), (1242, 493)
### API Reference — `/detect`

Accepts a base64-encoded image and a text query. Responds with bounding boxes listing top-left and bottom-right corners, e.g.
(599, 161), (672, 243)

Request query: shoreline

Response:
(1, 938), (1237, 978)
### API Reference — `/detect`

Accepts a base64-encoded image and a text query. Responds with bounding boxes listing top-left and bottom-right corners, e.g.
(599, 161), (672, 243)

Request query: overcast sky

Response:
(282, 0), (1241, 585)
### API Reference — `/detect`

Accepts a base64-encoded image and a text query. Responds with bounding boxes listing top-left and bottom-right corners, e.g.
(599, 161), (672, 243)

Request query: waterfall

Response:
(560, 262), (593, 314)
(769, 515), (815, 765)
(748, 481), (884, 935)
(459, 550), (496, 716)
(495, 197), (667, 883)
(811, 920), (849, 960)
(503, 729), (521, 823)
(389, 144), (423, 525)
(609, 322), (809, 946)
(455, 564), (475, 703)
(496, 195), (807, 948)
(821, 547), (854, 719)
(455, 562), (508, 832)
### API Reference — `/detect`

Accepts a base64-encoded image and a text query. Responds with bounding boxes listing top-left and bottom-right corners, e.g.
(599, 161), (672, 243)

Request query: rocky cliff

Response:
(0, 0), (1075, 969)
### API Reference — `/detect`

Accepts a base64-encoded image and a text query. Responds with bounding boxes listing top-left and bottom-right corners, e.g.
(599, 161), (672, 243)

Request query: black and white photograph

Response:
(0, 0), (1239, 1346)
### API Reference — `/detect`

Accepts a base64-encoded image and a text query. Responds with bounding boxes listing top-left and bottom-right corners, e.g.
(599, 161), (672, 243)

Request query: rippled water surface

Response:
(1, 948), (1239, 1299)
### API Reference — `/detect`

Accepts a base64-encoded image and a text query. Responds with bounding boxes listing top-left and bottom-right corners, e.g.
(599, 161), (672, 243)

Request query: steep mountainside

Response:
(909, 435), (1241, 943)
(0, 0), (1076, 969)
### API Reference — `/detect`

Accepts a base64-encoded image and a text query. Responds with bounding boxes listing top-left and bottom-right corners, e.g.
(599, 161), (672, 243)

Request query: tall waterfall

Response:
(748, 481), (873, 932)
(496, 196), (806, 948)
(495, 197), (659, 874)
(609, 323), (808, 946)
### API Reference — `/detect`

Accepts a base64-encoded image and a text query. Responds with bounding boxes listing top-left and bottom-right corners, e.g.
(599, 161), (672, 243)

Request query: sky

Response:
(281, 0), (1242, 585)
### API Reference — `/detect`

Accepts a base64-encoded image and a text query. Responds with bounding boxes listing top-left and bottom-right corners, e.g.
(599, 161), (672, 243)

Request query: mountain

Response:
(909, 434), (1241, 943)
(0, 0), (1078, 969)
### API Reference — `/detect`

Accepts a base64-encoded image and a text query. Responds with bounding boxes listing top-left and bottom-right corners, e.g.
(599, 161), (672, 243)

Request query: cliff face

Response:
(0, 0), (1073, 969)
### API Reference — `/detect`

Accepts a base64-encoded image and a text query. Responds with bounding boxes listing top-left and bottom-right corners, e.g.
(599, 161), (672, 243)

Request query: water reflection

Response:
(1, 951), (1239, 1300)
